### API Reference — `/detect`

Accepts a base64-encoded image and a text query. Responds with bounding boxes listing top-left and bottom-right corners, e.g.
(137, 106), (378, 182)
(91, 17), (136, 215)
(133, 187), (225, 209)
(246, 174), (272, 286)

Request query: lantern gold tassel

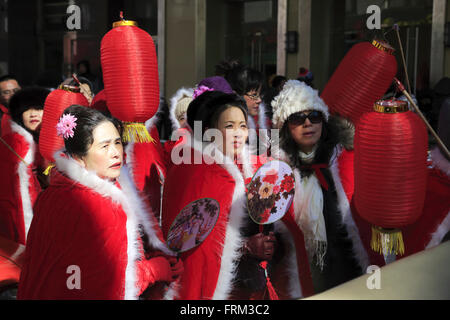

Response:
(43, 163), (56, 176)
(122, 122), (155, 144)
(370, 226), (405, 256)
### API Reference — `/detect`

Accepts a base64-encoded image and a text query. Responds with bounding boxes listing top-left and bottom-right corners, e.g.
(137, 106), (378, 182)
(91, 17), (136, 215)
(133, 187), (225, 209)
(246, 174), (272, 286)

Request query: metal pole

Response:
(414, 27), (419, 96)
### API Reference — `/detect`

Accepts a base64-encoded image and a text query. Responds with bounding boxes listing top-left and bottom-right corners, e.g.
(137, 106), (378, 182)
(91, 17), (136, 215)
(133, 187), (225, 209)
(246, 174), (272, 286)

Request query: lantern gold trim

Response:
(374, 100), (409, 114)
(122, 122), (155, 144)
(372, 39), (395, 55)
(370, 226), (405, 256)
(113, 20), (138, 28)
(58, 85), (80, 93)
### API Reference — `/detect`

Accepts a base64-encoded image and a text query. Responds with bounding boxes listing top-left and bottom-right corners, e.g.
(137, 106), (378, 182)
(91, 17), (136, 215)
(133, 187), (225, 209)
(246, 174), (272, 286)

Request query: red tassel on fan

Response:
(39, 85), (89, 166)
(321, 40), (397, 125)
(259, 261), (279, 300)
(100, 17), (159, 143)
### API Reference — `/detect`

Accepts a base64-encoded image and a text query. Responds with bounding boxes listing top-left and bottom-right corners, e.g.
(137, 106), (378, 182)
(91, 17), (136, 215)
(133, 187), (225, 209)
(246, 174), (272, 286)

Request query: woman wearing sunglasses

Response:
(271, 80), (368, 294)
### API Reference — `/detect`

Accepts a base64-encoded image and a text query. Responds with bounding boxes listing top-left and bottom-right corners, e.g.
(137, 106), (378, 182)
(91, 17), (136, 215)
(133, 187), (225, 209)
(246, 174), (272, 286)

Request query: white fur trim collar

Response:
(10, 121), (35, 239)
(430, 147), (450, 177)
(426, 211), (450, 249)
(169, 87), (194, 131)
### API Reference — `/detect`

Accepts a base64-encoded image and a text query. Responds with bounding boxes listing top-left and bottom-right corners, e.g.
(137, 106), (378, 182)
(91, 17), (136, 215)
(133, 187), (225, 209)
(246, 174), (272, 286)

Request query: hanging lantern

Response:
(354, 99), (428, 256)
(90, 89), (108, 114)
(39, 85), (89, 170)
(321, 39), (398, 125)
(100, 16), (159, 143)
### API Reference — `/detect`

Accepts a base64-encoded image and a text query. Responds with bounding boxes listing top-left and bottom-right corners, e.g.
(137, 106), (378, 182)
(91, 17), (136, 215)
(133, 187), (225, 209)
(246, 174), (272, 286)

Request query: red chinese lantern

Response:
(39, 85), (89, 169)
(100, 17), (159, 143)
(354, 99), (428, 256)
(321, 40), (398, 125)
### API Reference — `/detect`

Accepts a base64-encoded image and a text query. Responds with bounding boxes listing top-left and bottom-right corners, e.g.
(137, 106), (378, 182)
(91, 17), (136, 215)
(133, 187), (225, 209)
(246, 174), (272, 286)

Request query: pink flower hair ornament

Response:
(193, 85), (215, 100)
(56, 113), (78, 139)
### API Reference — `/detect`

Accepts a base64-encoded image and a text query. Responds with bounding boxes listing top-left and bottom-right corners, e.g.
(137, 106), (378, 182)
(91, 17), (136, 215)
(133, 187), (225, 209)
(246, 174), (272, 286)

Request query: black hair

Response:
(62, 104), (123, 158)
(9, 87), (50, 129)
(0, 74), (18, 83)
(271, 75), (287, 90)
(187, 91), (248, 135)
(69, 76), (94, 93)
(280, 113), (342, 176)
(224, 65), (263, 96)
(76, 60), (91, 74)
(214, 59), (242, 77)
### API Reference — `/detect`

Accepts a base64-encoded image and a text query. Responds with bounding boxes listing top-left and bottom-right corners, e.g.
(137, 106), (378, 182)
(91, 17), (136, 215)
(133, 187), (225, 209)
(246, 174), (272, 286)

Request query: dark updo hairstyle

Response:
(186, 90), (248, 135)
(9, 86), (50, 129)
(62, 105), (123, 158)
(223, 65), (263, 96)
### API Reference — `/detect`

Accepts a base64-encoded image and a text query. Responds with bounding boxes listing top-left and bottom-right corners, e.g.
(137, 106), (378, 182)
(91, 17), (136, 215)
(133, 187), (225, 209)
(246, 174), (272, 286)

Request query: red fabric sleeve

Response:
(337, 148), (355, 203)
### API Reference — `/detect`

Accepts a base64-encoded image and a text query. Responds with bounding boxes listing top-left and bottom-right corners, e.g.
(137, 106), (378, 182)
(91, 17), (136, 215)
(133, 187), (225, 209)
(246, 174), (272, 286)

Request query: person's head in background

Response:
(76, 60), (91, 76)
(0, 75), (21, 107)
(297, 67), (314, 88)
(8, 87), (51, 140)
(224, 65), (263, 118)
(271, 75), (287, 93)
(69, 76), (94, 104)
(215, 59), (242, 78)
(60, 105), (124, 181)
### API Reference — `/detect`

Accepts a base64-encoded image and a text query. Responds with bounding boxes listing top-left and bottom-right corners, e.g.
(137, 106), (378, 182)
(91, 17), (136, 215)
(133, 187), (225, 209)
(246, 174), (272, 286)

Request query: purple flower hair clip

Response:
(193, 85), (214, 100)
(56, 113), (78, 139)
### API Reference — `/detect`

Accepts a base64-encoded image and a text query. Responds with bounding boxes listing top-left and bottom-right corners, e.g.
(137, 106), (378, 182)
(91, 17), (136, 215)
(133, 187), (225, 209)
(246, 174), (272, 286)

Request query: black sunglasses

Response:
(288, 111), (324, 125)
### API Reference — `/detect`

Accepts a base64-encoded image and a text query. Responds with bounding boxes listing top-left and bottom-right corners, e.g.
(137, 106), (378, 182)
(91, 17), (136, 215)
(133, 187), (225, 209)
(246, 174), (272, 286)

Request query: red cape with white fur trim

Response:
(17, 153), (172, 300)
(0, 121), (41, 245)
(161, 140), (313, 299)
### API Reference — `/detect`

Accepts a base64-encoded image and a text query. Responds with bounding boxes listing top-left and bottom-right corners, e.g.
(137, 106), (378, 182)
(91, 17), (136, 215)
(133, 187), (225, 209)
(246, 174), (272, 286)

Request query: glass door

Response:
(206, 0), (278, 79)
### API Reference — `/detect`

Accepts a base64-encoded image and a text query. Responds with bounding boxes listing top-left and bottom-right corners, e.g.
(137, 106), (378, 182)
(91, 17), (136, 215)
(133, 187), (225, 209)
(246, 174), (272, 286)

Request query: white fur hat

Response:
(271, 80), (330, 129)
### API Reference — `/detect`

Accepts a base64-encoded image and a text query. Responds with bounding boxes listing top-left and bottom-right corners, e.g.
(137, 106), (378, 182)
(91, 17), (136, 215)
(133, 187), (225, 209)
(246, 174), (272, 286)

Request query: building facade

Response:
(0, 0), (448, 100)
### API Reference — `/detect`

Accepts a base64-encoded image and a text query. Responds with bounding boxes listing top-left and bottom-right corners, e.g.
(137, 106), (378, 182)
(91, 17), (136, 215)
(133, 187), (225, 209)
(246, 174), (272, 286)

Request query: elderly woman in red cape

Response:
(0, 87), (50, 245)
(161, 90), (313, 300)
(18, 105), (182, 300)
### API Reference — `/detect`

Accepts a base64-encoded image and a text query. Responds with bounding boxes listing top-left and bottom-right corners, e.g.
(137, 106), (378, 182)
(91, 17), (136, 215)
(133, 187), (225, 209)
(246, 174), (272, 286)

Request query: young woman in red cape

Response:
(271, 80), (367, 294)
(0, 87), (50, 245)
(161, 91), (314, 300)
(18, 105), (182, 300)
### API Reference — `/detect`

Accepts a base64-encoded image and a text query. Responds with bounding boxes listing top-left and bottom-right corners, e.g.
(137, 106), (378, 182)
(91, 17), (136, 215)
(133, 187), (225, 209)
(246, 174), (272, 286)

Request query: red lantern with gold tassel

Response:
(354, 99), (428, 256)
(100, 16), (159, 143)
(321, 40), (397, 125)
(39, 85), (89, 172)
